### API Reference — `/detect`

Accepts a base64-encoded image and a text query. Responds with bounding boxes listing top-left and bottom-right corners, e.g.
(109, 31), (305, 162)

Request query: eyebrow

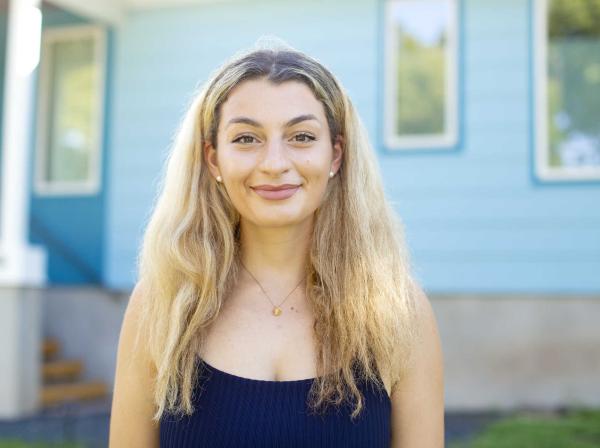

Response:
(225, 114), (319, 130)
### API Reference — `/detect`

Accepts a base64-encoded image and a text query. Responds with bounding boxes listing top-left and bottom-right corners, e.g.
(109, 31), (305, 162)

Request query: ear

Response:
(203, 141), (221, 180)
(331, 134), (344, 174)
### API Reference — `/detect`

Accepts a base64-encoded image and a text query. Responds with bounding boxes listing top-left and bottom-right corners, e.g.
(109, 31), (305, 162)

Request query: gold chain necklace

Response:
(239, 260), (304, 317)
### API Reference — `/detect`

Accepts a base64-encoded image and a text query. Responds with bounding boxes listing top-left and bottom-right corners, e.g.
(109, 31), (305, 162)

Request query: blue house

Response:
(0, 0), (598, 418)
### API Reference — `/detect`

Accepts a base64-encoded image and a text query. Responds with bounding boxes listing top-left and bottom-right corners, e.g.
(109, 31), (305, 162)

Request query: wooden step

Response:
(43, 359), (83, 382)
(42, 338), (60, 360)
(41, 381), (108, 407)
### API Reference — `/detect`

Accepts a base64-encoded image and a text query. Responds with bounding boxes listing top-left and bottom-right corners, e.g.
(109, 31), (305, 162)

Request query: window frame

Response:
(34, 24), (106, 196)
(533, 0), (600, 182)
(382, 0), (459, 151)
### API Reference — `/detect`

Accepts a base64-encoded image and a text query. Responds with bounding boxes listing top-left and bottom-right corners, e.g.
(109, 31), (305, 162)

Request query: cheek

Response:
(300, 150), (328, 171)
(219, 154), (250, 179)
(299, 160), (330, 203)
(302, 156), (329, 183)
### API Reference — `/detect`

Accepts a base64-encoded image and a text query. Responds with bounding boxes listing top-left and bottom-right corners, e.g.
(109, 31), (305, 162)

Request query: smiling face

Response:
(204, 77), (343, 228)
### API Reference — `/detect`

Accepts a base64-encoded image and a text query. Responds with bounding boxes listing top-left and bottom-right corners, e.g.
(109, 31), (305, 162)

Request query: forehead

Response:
(219, 78), (326, 125)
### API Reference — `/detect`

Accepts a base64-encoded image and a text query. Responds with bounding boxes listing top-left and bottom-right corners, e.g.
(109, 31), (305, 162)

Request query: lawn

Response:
(449, 408), (600, 448)
(0, 442), (83, 448)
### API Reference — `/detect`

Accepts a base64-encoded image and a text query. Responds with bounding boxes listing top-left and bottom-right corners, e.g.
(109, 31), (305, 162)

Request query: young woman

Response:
(109, 41), (444, 447)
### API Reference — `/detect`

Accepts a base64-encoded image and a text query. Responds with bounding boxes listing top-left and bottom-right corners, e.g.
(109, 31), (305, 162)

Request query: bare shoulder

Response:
(109, 281), (160, 448)
(390, 283), (445, 448)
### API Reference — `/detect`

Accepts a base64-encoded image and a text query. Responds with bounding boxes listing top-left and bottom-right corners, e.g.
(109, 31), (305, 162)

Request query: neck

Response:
(238, 217), (313, 291)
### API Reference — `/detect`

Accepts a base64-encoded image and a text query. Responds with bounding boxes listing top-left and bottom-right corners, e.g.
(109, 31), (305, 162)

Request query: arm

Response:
(390, 284), (445, 448)
(109, 282), (160, 447)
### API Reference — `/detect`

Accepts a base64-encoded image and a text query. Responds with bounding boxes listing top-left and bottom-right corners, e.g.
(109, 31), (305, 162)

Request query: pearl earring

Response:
(329, 171), (334, 178)
(216, 175), (222, 183)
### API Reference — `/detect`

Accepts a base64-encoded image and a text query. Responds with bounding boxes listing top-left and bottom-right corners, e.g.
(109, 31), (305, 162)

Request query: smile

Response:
(251, 185), (300, 200)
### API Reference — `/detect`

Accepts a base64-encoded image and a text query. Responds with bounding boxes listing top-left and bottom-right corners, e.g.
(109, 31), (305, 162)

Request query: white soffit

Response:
(45, 0), (124, 24)
(125, 0), (244, 10)
(46, 0), (245, 24)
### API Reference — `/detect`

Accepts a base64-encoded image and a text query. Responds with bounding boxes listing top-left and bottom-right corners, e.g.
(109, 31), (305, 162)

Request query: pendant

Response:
(272, 306), (282, 316)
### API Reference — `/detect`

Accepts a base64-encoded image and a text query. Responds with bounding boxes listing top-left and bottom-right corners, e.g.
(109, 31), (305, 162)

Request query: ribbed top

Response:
(159, 356), (391, 447)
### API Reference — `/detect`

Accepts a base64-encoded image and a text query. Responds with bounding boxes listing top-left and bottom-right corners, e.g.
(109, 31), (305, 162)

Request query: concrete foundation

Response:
(0, 287), (42, 418)
(434, 294), (600, 411)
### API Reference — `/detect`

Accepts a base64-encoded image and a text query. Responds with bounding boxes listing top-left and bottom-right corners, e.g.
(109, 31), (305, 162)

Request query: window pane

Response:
(389, 0), (451, 136)
(45, 35), (98, 183)
(547, 0), (600, 169)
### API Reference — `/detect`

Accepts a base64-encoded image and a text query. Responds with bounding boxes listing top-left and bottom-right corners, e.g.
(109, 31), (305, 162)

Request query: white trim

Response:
(34, 24), (106, 197)
(383, 0), (458, 150)
(124, 0), (247, 10)
(534, 0), (600, 181)
(45, 0), (124, 25)
(0, 0), (47, 267)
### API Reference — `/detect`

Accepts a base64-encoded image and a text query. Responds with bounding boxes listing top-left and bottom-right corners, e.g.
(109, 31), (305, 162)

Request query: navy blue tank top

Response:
(159, 356), (391, 447)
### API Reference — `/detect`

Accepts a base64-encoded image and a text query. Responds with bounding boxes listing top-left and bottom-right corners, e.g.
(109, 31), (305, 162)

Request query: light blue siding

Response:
(105, 0), (600, 292)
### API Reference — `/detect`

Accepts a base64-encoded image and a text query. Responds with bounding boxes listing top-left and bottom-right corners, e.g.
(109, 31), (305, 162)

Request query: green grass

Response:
(0, 441), (84, 448)
(450, 408), (600, 448)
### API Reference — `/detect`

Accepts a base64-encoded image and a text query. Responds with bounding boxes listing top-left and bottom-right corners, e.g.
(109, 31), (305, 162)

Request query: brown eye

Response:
(232, 135), (257, 144)
(293, 133), (316, 143)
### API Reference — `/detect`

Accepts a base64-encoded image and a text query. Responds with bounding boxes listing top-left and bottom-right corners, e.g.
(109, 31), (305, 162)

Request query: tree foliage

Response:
(549, 0), (600, 38)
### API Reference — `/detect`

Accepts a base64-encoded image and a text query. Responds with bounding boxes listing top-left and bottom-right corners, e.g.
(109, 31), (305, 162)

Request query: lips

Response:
(251, 184), (300, 200)
(251, 184), (300, 191)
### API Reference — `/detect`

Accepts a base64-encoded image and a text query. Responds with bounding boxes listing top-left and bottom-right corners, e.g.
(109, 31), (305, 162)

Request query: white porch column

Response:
(0, 0), (47, 419)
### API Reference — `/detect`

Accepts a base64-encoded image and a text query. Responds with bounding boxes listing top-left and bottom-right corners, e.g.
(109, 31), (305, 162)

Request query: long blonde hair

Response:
(135, 39), (421, 422)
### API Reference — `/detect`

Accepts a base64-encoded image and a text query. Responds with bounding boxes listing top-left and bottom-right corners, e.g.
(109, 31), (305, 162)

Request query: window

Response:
(35, 25), (106, 195)
(383, 0), (459, 150)
(534, 0), (600, 181)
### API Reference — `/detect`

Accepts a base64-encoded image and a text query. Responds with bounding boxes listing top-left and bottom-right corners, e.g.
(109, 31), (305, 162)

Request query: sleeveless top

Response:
(159, 355), (392, 447)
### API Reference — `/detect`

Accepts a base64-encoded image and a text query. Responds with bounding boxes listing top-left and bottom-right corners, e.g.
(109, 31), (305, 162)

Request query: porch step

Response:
(41, 337), (109, 408)
(41, 381), (108, 407)
(43, 338), (60, 360)
(43, 359), (83, 382)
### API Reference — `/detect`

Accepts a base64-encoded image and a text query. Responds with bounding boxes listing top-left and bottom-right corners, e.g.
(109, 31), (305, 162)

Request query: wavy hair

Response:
(134, 39), (421, 422)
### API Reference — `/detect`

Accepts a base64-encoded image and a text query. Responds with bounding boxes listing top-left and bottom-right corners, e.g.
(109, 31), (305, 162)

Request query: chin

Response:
(255, 217), (302, 228)
(250, 209), (310, 227)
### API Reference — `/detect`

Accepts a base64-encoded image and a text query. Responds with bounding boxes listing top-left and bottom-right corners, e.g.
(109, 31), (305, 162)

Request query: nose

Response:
(258, 137), (291, 175)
